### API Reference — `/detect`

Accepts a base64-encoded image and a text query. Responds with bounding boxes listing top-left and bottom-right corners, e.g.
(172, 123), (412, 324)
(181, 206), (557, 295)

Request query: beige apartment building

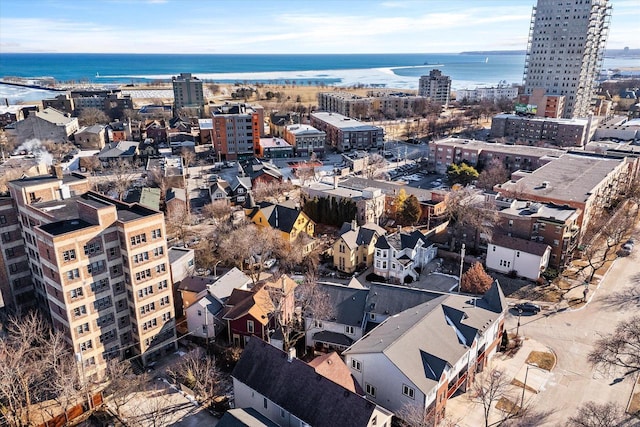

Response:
(2, 169), (176, 378)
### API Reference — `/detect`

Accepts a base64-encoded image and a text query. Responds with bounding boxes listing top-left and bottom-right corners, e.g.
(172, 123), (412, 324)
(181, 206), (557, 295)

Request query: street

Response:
(502, 228), (640, 424)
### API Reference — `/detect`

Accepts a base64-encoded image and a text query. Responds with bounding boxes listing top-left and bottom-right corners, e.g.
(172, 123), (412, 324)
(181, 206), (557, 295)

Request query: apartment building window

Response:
(153, 246), (164, 256)
(140, 302), (155, 314)
(345, 325), (355, 335)
(5, 248), (15, 258)
(155, 263), (166, 274)
(66, 268), (80, 280)
(70, 287), (83, 299)
(90, 278), (109, 293)
(162, 312), (172, 322)
(94, 296), (112, 310)
(365, 383), (376, 397)
(99, 330), (117, 344)
(87, 260), (105, 275)
(73, 306), (87, 317)
(109, 247), (118, 257)
(151, 229), (162, 239)
(160, 296), (169, 306)
(130, 233), (147, 246)
(97, 313), (115, 326)
(143, 318), (157, 330)
(158, 280), (168, 290)
(76, 323), (89, 335)
(84, 242), (101, 255)
(135, 269), (152, 281)
(351, 359), (361, 371)
(134, 252), (149, 263)
(2, 231), (12, 243)
(79, 340), (93, 352)
(0, 214), (6, 224)
(138, 286), (154, 298)
(402, 384), (415, 399)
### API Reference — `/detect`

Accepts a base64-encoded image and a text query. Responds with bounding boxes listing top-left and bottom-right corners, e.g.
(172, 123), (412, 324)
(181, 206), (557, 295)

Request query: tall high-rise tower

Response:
(523, 0), (611, 118)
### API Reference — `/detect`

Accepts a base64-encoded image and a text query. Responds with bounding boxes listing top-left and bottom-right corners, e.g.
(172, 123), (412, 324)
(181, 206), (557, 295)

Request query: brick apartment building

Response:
(310, 112), (383, 152)
(428, 137), (564, 174)
(206, 103), (265, 161)
(0, 169), (176, 378)
(490, 114), (598, 147)
(318, 90), (427, 120)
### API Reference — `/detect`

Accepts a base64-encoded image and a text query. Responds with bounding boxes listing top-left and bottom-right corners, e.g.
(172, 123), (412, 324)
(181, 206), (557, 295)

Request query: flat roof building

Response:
(310, 112), (383, 152)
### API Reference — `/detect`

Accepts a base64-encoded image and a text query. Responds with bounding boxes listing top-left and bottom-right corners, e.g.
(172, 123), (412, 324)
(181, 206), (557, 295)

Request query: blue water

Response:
(0, 53), (637, 102)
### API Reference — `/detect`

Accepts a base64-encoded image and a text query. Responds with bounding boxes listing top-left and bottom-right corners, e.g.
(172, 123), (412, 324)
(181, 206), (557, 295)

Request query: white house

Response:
(486, 234), (551, 280)
(343, 283), (506, 425)
(373, 229), (437, 283)
(168, 246), (195, 285)
(232, 337), (393, 427)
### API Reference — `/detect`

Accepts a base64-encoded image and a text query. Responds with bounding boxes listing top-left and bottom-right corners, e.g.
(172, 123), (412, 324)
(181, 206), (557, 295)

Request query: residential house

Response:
(107, 120), (131, 143)
(209, 180), (231, 203)
(333, 221), (386, 274)
(15, 107), (79, 143)
(373, 229), (437, 283)
(232, 337), (393, 427)
(486, 234), (551, 280)
(229, 176), (252, 204)
(75, 124), (107, 150)
(97, 140), (139, 164)
(168, 246), (195, 316)
(245, 200), (315, 244)
(242, 158), (284, 187)
(343, 283), (506, 424)
(0, 105), (35, 128)
(145, 120), (168, 144)
(223, 287), (275, 347)
(165, 187), (188, 218)
(305, 283), (369, 354)
(178, 276), (216, 314)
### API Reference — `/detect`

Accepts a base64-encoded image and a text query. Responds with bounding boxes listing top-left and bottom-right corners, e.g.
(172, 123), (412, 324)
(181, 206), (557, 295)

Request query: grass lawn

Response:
(525, 350), (556, 371)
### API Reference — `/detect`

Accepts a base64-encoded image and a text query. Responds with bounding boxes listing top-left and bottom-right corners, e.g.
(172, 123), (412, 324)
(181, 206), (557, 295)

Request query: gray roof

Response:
(497, 153), (625, 204)
(314, 283), (368, 327)
(207, 267), (252, 301)
(217, 408), (280, 427)
(124, 187), (161, 211)
(230, 175), (252, 191)
(339, 176), (435, 202)
(366, 283), (446, 319)
(375, 229), (427, 251)
(497, 198), (578, 222)
(194, 293), (224, 316)
(311, 112), (383, 132)
(232, 337), (382, 427)
(339, 222), (386, 250)
(313, 330), (354, 347)
(166, 187), (187, 202)
(344, 284), (505, 395)
(168, 246), (193, 264)
(97, 140), (139, 159)
(35, 107), (75, 125)
(77, 124), (105, 134)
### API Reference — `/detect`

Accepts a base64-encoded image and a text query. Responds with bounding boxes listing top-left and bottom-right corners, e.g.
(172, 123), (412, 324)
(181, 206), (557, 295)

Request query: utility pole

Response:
(457, 243), (466, 293)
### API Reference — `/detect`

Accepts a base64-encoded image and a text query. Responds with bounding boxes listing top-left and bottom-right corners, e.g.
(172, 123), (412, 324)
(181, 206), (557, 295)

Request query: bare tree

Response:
(166, 351), (220, 408)
(180, 147), (196, 176)
(125, 382), (175, 427)
(362, 154), (388, 180)
(396, 402), (462, 427)
(471, 368), (517, 427)
(477, 159), (510, 191)
(104, 358), (146, 417)
(252, 180), (295, 203)
(78, 107), (109, 127)
(296, 163), (316, 186)
(445, 187), (497, 250)
(567, 401), (628, 427)
(166, 202), (194, 247)
(201, 200), (232, 223)
(108, 158), (141, 200)
(588, 316), (640, 376)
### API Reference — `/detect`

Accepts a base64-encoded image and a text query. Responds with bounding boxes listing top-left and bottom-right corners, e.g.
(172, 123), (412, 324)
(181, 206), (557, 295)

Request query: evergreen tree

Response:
(401, 195), (422, 225)
(447, 163), (479, 186)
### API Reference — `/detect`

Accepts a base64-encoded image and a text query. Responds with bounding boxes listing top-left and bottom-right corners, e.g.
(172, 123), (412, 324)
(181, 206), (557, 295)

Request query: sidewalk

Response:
(446, 338), (554, 426)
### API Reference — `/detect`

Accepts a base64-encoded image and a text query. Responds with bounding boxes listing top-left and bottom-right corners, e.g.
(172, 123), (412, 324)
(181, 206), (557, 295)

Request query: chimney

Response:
(333, 175), (339, 189)
(287, 347), (296, 362)
(351, 219), (357, 231)
(51, 165), (63, 180)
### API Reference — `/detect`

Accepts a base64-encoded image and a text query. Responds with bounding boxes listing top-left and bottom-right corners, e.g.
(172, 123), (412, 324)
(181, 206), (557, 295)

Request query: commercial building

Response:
(310, 112), (383, 152)
(418, 69), (451, 105)
(522, 0), (611, 118)
(171, 73), (205, 114)
(1, 170), (176, 377)
(428, 137), (564, 174)
(490, 114), (597, 147)
(209, 103), (265, 161)
(282, 124), (326, 157)
(455, 85), (519, 103)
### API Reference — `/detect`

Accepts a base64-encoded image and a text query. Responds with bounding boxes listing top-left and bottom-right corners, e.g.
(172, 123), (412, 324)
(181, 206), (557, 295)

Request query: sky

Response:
(0, 0), (638, 54)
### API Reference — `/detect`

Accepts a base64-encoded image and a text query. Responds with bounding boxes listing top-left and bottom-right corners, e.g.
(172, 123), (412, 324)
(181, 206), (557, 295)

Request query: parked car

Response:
(263, 258), (277, 269)
(514, 302), (541, 314)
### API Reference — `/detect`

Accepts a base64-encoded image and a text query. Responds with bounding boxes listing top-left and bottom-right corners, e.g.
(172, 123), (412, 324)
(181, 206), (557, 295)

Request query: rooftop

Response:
(35, 107), (76, 125)
(9, 172), (87, 189)
(432, 137), (565, 158)
(168, 246), (194, 265)
(497, 198), (579, 222)
(311, 112), (383, 132)
(260, 137), (292, 149)
(497, 153), (625, 204)
(39, 218), (94, 236)
(339, 176), (437, 202)
(285, 124), (324, 135)
(493, 113), (590, 125)
(491, 234), (550, 256)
